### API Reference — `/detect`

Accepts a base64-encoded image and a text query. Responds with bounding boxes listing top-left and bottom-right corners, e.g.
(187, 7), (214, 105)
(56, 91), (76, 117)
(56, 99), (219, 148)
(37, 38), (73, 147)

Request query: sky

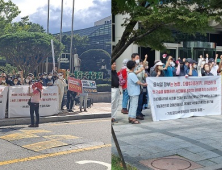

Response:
(11, 0), (111, 34)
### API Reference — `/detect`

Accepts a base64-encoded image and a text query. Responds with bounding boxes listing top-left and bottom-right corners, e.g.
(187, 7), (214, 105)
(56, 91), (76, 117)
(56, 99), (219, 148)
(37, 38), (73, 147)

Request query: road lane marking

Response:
(0, 144), (111, 166)
(48, 119), (110, 126)
(43, 135), (79, 140)
(76, 160), (111, 170)
(0, 133), (39, 141)
(19, 130), (51, 134)
(22, 140), (69, 151)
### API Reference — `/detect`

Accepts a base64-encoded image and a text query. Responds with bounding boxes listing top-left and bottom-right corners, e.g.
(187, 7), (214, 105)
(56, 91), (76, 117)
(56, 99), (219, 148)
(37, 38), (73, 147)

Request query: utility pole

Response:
(58, 0), (63, 70)
(70, 0), (75, 73)
(46, 0), (50, 73)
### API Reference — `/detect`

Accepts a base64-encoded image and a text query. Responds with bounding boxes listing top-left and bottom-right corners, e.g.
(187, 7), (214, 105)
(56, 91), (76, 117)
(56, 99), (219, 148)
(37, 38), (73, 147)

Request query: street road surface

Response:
(0, 118), (111, 170)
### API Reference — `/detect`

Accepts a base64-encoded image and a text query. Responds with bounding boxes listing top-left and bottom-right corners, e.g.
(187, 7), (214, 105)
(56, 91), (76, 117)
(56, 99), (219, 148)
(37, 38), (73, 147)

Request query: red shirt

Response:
(117, 68), (127, 90)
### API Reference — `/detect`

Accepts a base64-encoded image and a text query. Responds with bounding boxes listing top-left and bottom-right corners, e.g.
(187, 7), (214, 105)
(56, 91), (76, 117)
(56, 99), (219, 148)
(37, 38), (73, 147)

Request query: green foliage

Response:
(112, 155), (138, 170)
(96, 84), (111, 92)
(0, 63), (17, 74)
(112, 0), (222, 63)
(54, 34), (89, 55)
(0, 32), (64, 76)
(7, 16), (45, 33)
(0, 0), (20, 36)
(80, 49), (111, 78)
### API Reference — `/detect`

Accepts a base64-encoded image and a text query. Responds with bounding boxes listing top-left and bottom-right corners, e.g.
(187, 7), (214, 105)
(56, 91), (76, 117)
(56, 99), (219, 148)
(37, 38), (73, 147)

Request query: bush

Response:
(97, 84), (111, 92)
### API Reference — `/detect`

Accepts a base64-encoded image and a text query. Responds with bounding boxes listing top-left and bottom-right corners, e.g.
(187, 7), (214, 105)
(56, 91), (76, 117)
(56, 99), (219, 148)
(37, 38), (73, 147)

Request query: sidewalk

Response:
(0, 103), (111, 127)
(112, 98), (222, 170)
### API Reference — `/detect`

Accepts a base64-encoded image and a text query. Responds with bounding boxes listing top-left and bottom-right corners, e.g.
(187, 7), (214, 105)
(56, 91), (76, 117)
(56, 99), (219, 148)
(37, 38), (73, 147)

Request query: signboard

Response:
(0, 86), (8, 119)
(8, 86), (59, 118)
(146, 76), (221, 121)
(68, 77), (82, 93)
(74, 71), (103, 80)
(81, 80), (97, 93)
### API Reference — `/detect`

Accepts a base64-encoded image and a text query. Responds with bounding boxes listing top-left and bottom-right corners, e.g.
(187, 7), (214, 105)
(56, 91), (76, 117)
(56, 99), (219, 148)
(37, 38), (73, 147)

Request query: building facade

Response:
(112, 14), (222, 71)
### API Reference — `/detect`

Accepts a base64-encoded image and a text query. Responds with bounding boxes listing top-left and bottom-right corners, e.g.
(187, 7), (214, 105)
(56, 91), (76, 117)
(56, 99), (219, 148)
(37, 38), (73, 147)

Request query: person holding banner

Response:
(79, 77), (88, 112)
(28, 82), (43, 127)
(127, 60), (147, 124)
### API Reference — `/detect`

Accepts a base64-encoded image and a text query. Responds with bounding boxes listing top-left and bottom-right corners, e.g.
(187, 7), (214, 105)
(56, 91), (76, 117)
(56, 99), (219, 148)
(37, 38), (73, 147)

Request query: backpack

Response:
(118, 69), (126, 86)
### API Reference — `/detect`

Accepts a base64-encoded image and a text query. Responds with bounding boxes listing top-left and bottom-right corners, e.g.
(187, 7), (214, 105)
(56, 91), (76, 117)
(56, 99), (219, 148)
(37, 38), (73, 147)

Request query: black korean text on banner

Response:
(8, 86), (59, 118)
(0, 86), (8, 119)
(146, 77), (221, 121)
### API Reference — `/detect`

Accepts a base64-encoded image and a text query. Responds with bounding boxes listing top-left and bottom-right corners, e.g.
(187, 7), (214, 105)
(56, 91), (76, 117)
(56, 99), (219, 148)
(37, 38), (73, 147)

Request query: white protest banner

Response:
(0, 86), (8, 119)
(8, 85), (59, 118)
(81, 80), (97, 93)
(147, 76), (221, 121)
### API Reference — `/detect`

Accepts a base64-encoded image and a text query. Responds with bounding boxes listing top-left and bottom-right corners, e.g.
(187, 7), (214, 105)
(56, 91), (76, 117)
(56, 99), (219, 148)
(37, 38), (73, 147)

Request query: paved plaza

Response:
(112, 99), (222, 170)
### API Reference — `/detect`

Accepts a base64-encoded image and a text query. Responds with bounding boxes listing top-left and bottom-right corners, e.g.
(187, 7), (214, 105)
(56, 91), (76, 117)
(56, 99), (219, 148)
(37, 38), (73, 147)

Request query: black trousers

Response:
(66, 96), (74, 110)
(30, 103), (39, 125)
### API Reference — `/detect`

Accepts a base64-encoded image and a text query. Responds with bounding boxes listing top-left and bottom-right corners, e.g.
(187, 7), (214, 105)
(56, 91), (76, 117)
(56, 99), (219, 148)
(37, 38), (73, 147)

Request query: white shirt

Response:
(54, 78), (67, 94)
(210, 65), (218, 76)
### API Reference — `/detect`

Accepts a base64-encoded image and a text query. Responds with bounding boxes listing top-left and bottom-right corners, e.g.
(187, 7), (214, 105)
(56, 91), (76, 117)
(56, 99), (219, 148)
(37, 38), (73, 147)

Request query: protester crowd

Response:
(112, 53), (222, 124)
(0, 71), (89, 112)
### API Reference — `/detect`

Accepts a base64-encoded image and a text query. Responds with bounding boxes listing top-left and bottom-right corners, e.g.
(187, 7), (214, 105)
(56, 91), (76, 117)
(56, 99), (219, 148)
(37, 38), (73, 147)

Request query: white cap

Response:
(155, 61), (164, 67)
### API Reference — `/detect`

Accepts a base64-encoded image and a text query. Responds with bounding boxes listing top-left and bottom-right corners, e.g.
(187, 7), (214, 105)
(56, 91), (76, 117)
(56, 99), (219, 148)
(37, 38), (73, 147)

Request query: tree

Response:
(112, 0), (222, 63)
(0, 32), (64, 76)
(0, 0), (20, 36)
(79, 49), (111, 79)
(54, 34), (89, 56)
(8, 16), (45, 33)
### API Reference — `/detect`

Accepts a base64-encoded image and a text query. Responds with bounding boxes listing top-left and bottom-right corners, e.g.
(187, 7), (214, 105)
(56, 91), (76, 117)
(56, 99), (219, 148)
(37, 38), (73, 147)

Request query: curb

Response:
(0, 113), (111, 127)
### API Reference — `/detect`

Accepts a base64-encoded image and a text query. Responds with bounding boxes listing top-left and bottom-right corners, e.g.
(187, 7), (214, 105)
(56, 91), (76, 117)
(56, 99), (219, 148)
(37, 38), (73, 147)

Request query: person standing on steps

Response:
(28, 81), (43, 127)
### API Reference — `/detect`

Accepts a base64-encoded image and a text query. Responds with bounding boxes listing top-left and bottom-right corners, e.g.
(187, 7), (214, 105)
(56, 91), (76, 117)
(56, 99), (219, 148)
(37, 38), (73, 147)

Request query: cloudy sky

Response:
(11, 0), (111, 34)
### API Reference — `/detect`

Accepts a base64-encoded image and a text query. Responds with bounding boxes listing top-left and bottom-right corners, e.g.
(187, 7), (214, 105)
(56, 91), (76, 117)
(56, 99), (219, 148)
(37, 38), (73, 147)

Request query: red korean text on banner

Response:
(68, 77), (82, 93)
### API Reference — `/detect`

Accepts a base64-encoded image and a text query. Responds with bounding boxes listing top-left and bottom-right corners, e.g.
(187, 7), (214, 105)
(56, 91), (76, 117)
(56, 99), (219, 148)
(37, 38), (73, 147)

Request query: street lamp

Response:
(58, 0), (64, 70)
(70, 0), (75, 73)
(46, 0), (50, 73)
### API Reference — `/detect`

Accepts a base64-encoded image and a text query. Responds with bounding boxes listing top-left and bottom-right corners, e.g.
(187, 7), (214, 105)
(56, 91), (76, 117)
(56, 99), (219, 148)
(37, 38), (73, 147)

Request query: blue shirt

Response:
(163, 65), (175, 77)
(127, 72), (140, 96)
(184, 65), (188, 75)
(186, 69), (198, 76)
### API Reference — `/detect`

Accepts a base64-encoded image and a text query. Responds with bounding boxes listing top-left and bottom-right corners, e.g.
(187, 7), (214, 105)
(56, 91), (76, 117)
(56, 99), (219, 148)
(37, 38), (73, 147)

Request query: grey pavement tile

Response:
(195, 151), (220, 160)
(209, 156), (222, 164)
(184, 146), (208, 153)
(197, 160), (218, 167)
